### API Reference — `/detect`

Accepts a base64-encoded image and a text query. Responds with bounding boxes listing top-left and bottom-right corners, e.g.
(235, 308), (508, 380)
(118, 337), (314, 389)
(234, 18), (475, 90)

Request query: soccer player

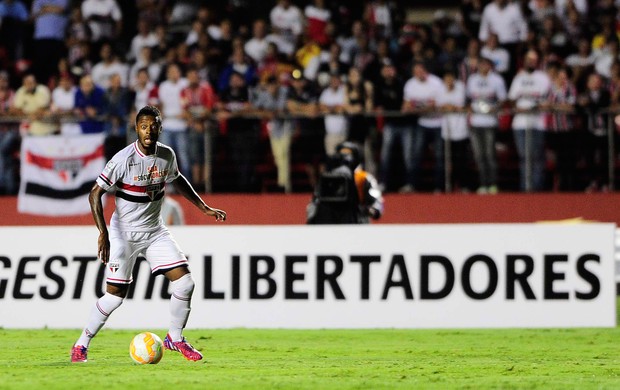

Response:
(71, 105), (226, 363)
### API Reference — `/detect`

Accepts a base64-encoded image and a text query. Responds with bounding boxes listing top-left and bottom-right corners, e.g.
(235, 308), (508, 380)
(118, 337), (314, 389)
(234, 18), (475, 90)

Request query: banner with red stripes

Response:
(18, 134), (106, 216)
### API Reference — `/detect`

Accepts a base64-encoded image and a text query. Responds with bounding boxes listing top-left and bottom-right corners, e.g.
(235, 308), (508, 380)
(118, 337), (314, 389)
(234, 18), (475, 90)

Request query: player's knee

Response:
(172, 273), (195, 298)
(106, 283), (129, 299)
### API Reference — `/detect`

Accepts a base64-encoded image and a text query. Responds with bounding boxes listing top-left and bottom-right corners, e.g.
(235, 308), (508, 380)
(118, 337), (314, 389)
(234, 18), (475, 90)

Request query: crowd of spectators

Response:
(0, 0), (619, 195)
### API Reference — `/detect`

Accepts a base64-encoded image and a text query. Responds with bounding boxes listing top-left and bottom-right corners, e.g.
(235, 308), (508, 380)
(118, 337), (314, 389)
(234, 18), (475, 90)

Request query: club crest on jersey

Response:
(108, 262), (120, 273)
(146, 184), (160, 200)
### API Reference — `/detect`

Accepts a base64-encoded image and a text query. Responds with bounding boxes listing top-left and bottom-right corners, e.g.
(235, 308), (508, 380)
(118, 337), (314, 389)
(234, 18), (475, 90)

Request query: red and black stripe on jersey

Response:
(99, 173), (113, 186)
(114, 182), (165, 203)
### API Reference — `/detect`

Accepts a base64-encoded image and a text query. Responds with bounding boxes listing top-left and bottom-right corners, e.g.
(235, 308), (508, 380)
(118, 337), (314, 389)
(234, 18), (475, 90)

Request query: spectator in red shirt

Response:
(181, 67), (217, 191)
(304, 0), (331, 46)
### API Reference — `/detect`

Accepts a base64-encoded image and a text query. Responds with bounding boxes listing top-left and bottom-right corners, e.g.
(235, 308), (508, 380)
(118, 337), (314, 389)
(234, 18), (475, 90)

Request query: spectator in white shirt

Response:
(403, 62), (446, 192)
(480, 33), (510, 82)
(479, 0), (528, 45)
(129, 46), (161, 88)
(81, 0), (122, 43)
(437, 70), (471, 192)
(594, 39), (620, 79)
(51, 73), (81, 135)
(508, 50), (551, 191)
(319, 73), (348, 156)
(479, 0), (528, 80)
(127, 18), (158, 62)
(127, 67), (156, 143)
(270, 0), (303, 51)
(156, 63), (191, 178)
(91, 43), (129, 89)
(244, 19), (270, 66)
(131, 68), (156, 113)
(466, 56), (507, 194)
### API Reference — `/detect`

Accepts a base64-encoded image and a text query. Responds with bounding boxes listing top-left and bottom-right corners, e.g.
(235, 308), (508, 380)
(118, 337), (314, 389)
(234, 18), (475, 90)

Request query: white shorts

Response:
(106, 225), (188, 285)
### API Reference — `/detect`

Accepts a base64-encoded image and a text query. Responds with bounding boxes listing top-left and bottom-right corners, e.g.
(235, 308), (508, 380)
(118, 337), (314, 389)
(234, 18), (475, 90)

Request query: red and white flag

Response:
(18, 134), (106, 216)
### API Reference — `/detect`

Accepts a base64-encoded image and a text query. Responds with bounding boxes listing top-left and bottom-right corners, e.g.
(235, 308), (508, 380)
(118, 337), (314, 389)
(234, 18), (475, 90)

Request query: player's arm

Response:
(171, 175), (226, 221)
(89, 183), (110, 264)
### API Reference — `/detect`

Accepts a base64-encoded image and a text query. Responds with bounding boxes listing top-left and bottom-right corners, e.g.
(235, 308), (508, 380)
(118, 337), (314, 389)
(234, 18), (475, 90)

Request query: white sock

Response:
(169, 273), (195, 342)
(75, 293), (124, 347)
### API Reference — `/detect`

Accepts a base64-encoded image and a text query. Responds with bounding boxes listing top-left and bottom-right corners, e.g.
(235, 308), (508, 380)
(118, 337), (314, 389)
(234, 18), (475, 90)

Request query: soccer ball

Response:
(129, 332), (164, 364)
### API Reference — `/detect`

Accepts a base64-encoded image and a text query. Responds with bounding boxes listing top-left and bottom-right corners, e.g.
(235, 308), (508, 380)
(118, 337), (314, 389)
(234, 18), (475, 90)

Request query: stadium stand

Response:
(0, 0), (619, 195)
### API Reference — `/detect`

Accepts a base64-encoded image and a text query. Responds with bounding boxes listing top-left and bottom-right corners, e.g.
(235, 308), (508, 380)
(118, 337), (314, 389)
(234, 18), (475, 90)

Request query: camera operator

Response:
(307, 141), (384, 224)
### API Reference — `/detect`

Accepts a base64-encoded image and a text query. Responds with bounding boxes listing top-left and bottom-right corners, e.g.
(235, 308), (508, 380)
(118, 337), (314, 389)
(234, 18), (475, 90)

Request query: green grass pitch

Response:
(0, 300), (619, 389)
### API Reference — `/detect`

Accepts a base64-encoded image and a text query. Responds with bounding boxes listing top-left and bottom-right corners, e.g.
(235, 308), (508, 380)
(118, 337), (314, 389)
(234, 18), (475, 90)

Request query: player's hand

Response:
(98, 232), (110, 264)
(206, 208), (227, 222)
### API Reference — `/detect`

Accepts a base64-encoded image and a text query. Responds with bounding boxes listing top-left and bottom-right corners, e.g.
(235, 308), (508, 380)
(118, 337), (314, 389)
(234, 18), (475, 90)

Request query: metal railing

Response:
(0, 108), (617, 193)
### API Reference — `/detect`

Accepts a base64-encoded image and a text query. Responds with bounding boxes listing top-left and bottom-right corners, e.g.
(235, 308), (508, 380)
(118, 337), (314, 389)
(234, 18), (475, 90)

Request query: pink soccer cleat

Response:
(163, 334), (203, 361)
(71, 345), (88, 363)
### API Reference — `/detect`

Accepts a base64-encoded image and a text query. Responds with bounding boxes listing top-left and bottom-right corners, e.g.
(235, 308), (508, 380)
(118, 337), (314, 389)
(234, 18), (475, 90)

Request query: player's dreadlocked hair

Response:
(136, 105), (162, 125)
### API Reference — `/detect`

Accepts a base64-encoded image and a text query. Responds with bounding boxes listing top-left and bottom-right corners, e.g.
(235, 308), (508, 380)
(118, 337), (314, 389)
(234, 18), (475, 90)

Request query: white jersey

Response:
(403, 73), (445, 128)
(270, 4), (303, 37)
(479, 1), (528, 44)
(96, 141), (180, 232)
(158, 78), (189, 131)
(480, 46), (510, 73)
(466, 71), (507, 128)
(319, 85), (348, 136)
(51, 86), (82, 135)
(91, 61), (129, 88)
(437, 81), (468, 141)
(508, 69), (551, 131)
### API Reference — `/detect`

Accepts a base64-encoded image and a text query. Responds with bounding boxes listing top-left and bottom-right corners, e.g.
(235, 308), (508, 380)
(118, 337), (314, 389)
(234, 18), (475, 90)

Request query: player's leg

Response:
(146, 228), (202, 360)
(71, 233), (138, 362)
(165, 266), (194, 341)
(73, 283), (128, 349)
(162, 267), (202, 361)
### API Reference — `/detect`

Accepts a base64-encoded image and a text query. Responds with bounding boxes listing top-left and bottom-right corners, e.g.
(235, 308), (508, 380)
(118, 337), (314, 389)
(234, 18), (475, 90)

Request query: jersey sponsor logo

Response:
(133, 165), (169, 182)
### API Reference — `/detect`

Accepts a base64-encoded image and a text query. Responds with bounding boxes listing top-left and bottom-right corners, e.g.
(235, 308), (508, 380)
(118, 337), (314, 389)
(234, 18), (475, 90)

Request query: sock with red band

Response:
(168, 273), (195, 342)
(75, 293), (124, 347)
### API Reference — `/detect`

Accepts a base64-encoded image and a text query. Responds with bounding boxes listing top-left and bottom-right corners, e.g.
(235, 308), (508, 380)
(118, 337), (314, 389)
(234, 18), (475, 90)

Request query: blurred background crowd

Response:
(0, 0), (620, 195)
